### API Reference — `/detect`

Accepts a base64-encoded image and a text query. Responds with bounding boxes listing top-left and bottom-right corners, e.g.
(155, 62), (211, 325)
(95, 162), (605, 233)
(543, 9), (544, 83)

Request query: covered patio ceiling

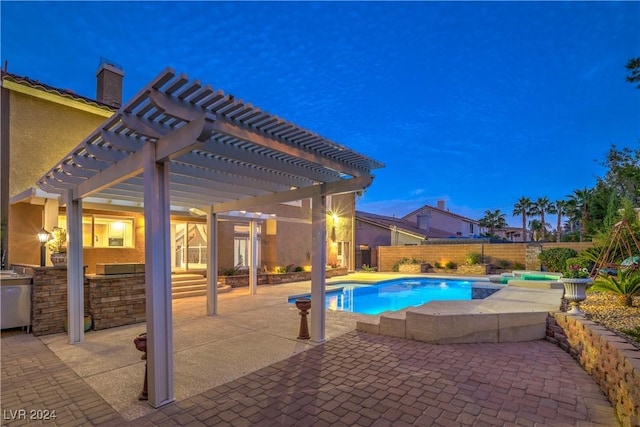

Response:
(37, 67), (383, 212)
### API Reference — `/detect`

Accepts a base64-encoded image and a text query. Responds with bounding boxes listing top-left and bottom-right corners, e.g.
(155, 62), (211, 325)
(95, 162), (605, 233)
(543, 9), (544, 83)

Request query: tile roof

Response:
(1, 70), (115, 111)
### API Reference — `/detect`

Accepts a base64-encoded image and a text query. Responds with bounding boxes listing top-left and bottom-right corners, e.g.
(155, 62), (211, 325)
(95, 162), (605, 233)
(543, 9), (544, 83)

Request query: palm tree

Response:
(528, 219), (544, 241)
(554, 200), (568, 242)
(533, 197), (553, 241)
(478, 209), (507, 236)
(513, 197), (533, 242)
(569, 188), (593, 241)
(564, 198), (580, 233)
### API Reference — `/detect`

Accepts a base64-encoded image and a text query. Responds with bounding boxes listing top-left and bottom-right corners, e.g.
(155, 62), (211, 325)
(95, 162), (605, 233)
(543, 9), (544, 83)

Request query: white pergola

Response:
(36, 68), (383, 407)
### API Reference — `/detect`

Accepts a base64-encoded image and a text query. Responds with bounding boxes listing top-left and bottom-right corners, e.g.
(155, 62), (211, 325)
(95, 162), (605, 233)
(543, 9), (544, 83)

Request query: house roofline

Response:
(1, 71), (114, 117)
(402, 204), (480, 224)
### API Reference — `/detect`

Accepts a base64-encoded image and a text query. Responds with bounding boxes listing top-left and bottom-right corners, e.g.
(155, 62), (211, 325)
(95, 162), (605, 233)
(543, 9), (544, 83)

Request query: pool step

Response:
(357, 283), (564, 344)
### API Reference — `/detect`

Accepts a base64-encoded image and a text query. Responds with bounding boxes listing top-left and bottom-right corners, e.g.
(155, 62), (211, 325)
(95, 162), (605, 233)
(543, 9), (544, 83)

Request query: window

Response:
(233, 223), (261, 267)
(59, 215), (135, 248)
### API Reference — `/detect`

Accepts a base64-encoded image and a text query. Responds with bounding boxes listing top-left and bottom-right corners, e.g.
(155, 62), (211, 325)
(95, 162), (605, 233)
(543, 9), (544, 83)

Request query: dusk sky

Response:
(1, 1), (638, 227)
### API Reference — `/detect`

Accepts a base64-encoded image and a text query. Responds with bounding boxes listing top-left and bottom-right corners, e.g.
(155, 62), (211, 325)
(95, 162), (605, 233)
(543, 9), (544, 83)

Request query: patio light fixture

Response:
(37, 228), (50, 267)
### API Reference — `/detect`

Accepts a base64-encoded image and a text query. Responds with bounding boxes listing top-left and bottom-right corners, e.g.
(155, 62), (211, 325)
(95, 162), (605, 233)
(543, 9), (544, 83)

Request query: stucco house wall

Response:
(7, 91), (108, 197)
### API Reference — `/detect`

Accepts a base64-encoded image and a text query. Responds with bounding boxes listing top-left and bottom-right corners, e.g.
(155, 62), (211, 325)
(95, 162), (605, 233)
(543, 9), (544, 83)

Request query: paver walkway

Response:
(2, 329), (618, 426)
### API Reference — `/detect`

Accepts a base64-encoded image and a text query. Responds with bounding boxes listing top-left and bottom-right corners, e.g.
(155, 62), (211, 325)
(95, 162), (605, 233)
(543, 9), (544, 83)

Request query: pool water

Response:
(288, 278), (493, 315)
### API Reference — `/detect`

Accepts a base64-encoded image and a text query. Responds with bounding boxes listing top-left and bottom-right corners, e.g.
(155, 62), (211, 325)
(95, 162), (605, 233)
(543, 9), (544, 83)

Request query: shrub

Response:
(276, 264), (295, 273)
(496, 259), (511, 269)
(513, 262), (526, 270)
(538, 248), (578, 272)
(592, 269), (640, 307)
(465, 252), (483, 265)
(361, 264), (376, 272)
(222, 267), (247, 276)
(433, 261), (443, 269)
(293, 266), (304, 272)
(445, 261), (457, 269)
(565, 256), (590, 271)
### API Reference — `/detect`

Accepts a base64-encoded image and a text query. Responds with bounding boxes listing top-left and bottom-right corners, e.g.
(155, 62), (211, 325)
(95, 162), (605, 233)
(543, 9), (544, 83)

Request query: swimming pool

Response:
(288, 278), (501, 315)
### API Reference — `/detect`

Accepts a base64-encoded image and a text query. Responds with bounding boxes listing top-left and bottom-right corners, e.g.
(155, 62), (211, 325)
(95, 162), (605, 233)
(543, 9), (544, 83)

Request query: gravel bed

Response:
(579, 291), (640, 349)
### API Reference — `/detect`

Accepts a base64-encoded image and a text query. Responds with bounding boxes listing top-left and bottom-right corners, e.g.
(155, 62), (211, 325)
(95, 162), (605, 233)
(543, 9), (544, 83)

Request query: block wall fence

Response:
(377, 242), (594, 272)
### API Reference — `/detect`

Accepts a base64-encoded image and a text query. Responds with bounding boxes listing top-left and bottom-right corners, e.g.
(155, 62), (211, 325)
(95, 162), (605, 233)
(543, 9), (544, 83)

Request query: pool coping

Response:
(356, 280), (565, 344)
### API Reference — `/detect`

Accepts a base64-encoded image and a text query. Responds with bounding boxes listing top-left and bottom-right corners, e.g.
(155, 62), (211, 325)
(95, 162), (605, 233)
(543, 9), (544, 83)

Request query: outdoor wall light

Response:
(37, 228), (50, 267)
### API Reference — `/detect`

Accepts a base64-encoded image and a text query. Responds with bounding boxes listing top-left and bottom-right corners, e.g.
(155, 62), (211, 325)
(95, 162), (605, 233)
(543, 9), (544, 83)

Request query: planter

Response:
(559, 278), (593, 316)
(50, 252), (67, 267)
(398, 264), (421, 274)
(457, 264), (490, 275)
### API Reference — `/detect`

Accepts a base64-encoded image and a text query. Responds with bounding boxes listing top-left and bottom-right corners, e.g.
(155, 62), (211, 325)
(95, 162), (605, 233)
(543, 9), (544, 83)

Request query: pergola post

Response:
(66, 191), (84, 344)
(311, 189), (327, 343)
(249, 219), (258, 295)
(206, 206), (218, 316)
(143, 143), (174, 407)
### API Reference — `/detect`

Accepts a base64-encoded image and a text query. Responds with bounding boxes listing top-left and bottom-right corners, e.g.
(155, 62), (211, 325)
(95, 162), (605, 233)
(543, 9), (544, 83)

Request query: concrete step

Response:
(171, 273), (231, 299)
(172, 273), (206, 283)
(173, 278), (208, 287)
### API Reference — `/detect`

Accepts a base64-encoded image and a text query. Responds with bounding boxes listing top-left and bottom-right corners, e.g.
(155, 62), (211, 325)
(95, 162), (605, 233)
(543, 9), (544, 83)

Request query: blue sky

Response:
(1, 1), (639, 227)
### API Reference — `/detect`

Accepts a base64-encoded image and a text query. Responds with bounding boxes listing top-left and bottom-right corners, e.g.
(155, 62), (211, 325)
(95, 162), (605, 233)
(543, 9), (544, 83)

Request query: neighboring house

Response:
(402, 200), (483, 239)
(355, 200), (486, 268)
(355, 211), (427, 247)
(1, 64), (360, 274)
(494, 226), (527, 242)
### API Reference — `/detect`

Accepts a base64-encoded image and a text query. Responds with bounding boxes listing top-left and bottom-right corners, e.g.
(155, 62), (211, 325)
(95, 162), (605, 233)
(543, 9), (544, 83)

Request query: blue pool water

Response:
(288, 278), (493, 315)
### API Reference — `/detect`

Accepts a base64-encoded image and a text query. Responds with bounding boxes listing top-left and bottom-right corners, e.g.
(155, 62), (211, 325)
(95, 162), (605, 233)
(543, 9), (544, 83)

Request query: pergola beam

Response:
(212, 174), (373, 214)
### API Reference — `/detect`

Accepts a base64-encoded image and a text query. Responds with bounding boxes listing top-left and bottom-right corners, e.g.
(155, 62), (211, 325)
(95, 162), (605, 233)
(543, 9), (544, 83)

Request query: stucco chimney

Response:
(437, 200), (446, 210)
(96, 60), (124, 108)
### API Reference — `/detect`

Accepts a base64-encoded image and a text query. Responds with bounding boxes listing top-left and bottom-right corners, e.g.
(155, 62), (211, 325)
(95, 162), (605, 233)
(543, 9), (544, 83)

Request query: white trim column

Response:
(43, 198), (59, 267)
(143, 143), (174, 408)
(66, 191), (84, 344)
(206, 206), (218, 316)
(311, 189), (327, 343)
(248, 219), (258, 295)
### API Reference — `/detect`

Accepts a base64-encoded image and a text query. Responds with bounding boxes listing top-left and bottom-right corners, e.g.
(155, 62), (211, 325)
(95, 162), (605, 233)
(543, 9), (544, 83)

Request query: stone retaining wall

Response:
(547, 313), (639, 427)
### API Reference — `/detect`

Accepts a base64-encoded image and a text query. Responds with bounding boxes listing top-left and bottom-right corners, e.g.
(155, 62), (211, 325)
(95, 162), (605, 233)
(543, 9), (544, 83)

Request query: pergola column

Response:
(143, 143), (174, 407)
(206, 206), (218, 316)
(249, 219), (258, 295)
(66, 190), (84, 344)
(310, 189), (327, 343)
